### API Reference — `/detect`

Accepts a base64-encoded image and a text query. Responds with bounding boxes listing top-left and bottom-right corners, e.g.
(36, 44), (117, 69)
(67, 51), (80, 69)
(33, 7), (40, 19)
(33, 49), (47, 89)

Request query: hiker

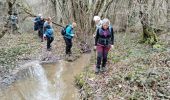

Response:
(43, 17), (54, 51)
(38, 16), (45, 42)
(93, 16), (102, 29)
(33, 14), (41, 31)
(63, 22), (77, 56)
(93, 16), (102, 38)
(94, 18), (114, 73)
(33, 14), (45, 42)
(8, 13), (19, 31)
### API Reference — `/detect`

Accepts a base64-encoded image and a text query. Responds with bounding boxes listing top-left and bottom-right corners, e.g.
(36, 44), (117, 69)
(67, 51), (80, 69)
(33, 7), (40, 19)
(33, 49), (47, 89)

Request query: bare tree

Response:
(138, 0), (158, 44)
(167, 0), (170, 31)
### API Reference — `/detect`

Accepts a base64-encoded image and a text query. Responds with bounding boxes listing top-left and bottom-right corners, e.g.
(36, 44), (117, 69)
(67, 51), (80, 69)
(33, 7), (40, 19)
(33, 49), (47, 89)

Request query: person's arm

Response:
(95, 29), (99, 46)
(43, 22), (47, 35)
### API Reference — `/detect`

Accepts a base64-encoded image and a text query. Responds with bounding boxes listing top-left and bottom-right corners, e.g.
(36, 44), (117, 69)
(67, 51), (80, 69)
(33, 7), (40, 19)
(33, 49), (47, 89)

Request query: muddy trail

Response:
(0, 54), (91, 100)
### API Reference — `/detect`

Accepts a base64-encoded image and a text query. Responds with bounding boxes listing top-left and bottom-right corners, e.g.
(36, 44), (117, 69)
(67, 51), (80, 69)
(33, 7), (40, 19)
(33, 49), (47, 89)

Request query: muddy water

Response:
(0, 54), (91, 100)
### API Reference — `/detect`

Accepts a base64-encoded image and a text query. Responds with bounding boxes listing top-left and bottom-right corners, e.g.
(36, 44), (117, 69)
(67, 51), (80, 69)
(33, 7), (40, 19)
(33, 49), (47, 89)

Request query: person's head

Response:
(72, 22), (77, 28)
(102, 18), (110, 30)
(47, 17), (52, 23)
(93, 16), (101, 24)
(40, 16), (44, 20)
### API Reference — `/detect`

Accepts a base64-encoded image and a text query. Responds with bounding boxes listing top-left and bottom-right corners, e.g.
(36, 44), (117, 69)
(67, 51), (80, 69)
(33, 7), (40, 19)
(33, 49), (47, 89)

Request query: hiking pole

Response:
(52, 22), (64, 28)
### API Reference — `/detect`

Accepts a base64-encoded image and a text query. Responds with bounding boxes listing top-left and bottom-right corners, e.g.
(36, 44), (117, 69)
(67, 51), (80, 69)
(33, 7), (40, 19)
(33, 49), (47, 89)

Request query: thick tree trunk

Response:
(167, 0), (170, 31)
(139, 0), (158, 45)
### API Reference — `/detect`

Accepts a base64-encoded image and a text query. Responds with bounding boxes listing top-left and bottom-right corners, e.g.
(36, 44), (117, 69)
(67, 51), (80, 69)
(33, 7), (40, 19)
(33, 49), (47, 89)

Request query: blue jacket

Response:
(43, 22), (54, 37)
(64, 25), (74, 39)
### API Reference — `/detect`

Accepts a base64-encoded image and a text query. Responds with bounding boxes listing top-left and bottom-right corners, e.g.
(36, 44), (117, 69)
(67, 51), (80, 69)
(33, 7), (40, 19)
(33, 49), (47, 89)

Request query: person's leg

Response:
(101, 45), (111, 71)
(47, 36), (51, 49)
(39, 28), (44, 42)
(68, 39), (72, 55)
(96, 45), (104, 73)
(49, 37), (54, 48)
(38, 30), (41, 38)
(64, 37), (70, 54)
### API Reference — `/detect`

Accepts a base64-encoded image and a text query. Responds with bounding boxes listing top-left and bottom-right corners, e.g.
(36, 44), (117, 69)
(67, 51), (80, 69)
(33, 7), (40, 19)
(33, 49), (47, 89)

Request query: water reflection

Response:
(0, 54), (91, 100)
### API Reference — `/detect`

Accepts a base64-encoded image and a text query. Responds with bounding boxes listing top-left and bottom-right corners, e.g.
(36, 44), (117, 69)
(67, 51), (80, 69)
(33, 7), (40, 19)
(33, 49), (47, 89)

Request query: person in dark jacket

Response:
(94, 18), (114, 73)
(38, 16), (45, 42)
(33, 14), (45, 42)
(43, 17), (54, 51)
(63, 22), (77, 56)
(33, 14), (41, 31)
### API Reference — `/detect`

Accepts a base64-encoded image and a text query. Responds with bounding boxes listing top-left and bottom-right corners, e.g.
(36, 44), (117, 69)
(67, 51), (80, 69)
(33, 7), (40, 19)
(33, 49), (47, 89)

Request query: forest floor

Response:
(0, 31), (82, 88)
(75, 32), (170, 100)
(0, 30), (170, 100)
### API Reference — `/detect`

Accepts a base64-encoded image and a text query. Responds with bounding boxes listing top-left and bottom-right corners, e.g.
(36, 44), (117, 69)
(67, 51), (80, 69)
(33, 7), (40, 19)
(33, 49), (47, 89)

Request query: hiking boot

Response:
(47, 48), (51, 51)
(100, 67), (106, 72)
(95, 67), (100, 74)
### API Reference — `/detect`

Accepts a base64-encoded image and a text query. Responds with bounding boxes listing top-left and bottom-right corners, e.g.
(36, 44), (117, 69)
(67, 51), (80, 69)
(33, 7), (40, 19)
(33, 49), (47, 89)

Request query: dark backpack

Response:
(61, 25), (69, 36)
(33, 17), (40, 31)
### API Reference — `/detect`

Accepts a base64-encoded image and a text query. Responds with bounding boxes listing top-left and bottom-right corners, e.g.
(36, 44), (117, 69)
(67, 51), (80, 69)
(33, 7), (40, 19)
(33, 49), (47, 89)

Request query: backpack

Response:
(61, 25), (69, 36)
(10, 15), (17, 25)
(33, 17), (40, 31)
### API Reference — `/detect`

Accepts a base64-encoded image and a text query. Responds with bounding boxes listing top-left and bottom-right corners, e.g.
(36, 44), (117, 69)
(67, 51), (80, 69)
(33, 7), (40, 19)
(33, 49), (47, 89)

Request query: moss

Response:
(143, 27), (158, 45)
(153, 44), (166, 52)
(74, 73), (86, 88)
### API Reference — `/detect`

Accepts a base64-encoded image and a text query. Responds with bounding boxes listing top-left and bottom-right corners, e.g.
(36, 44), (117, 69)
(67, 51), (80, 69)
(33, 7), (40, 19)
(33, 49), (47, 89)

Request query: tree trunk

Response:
(139, 0), (158, 45)
(167, 0), (170, 31)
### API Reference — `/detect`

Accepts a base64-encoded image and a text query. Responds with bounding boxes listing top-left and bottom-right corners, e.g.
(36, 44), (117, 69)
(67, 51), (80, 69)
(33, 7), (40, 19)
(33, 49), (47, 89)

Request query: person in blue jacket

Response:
(63, 22), (77, 56)
(43, 17), (54, 51)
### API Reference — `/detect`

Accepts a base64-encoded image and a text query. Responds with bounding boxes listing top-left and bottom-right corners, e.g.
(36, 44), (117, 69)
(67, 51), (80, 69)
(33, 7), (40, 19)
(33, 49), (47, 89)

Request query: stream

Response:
(0, 54), (91, 100)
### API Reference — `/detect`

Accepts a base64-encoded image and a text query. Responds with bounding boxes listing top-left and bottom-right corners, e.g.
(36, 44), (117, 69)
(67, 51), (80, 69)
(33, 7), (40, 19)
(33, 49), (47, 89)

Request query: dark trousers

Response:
(38, 28), (43, 40)
(47, 36), (54, 49)
(96, 45), (111, 68)
(64, 37), (72, 54)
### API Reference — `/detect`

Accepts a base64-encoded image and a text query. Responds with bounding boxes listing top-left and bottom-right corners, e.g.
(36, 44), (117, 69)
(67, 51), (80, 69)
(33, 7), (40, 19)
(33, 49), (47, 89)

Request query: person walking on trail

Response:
(93, 16), (102, 38)
(8, 13), (19, 32)
(33, 14), (45, 42)
(33, 14), (41, 31)
(43, 17), (54, 51)
(38, 16), (45, 42)
(63, 22), (77, 56)
(93, 16), (102, 29)
(94, 18), (114, 74)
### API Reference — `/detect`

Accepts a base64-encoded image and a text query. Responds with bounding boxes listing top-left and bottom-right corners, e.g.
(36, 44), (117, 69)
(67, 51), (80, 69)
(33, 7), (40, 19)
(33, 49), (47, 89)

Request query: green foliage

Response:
(74, 73), (85, 88)
(0, 45), (32, 68)
(153, 44), (166, 52)
(142, 27), (158, 45)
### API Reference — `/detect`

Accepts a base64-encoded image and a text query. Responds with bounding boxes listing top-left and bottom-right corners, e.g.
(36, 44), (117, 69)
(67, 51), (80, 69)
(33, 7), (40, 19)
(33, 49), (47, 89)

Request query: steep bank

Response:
(76, 32), (170, 99)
